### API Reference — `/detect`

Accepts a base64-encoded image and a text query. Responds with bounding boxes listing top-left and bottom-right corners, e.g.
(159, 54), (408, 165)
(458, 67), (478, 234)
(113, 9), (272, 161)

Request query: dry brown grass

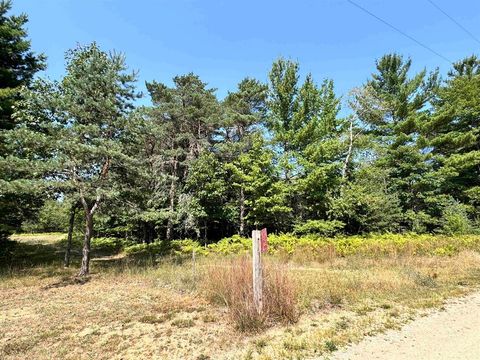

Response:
(1, 234), (480, 359)
(202, 257), (298, 331)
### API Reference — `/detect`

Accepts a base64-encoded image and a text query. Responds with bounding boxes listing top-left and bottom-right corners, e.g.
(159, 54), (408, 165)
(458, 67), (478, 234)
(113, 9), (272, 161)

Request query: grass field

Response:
(1, 233), (480, 359)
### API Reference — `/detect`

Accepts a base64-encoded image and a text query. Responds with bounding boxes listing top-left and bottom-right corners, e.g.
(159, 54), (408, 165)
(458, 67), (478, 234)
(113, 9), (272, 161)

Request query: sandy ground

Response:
(329, 291), (480, 360)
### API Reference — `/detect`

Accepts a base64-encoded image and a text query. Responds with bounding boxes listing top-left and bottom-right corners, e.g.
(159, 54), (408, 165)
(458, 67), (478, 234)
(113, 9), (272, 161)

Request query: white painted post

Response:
(252, 230), (263, 314)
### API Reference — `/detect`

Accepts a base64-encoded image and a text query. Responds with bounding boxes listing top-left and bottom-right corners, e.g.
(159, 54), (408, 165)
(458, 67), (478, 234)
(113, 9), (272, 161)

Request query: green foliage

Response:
(440, 201), (473, 235)
(123, 241), (170, 257)
(328, 172), (403, 234)
(91, 237), (128, 253)
(2, 4), (480, 248)
(21, 200), (70, 233)
(353, 54), (439, 220)
(267, 58), (345, 226)
(0, 0), (46, 240)
(120, 233), (480, 260)
(3, 42), (139, 275)
(207, 235), (251, 255)
(0, 0), (46, 131)
(293, 220), (344, 237)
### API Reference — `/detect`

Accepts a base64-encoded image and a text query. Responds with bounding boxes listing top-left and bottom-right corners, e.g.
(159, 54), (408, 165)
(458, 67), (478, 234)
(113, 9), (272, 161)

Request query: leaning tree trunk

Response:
(64, 203), (77, 268)
(78, 212), (93, 276)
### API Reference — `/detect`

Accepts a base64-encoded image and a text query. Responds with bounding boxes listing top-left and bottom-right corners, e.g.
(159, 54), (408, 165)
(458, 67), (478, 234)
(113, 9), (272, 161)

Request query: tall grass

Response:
(201, 256), (298, 331)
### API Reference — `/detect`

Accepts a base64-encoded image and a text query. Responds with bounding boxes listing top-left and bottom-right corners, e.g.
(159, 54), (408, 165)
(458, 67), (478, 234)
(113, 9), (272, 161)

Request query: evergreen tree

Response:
(0, 0), (45, 240)
(221, 78), (269, 235)
(267, 58), (345, 228)
(5, 43), (138, 275)
(424, 55), (480, 220)
(354, 54), (439, 229)
(145, 74), (221, 240)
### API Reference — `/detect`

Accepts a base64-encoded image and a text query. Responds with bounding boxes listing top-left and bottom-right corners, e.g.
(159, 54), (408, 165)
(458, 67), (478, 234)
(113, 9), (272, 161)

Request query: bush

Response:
(21, 200), (71, 233)
(440, 201), (473, 235)
(91, 237), (129, 253)
(171, 239), (208, 256)
(202, 257), (298, 331)
(293, 220), (345, 237)
(123, 241), (170, 256)
(207, 235), (251, 255)
(205, 233), (480, 260)
(119, 233), (480, 263)
(328, 178), (403, 234)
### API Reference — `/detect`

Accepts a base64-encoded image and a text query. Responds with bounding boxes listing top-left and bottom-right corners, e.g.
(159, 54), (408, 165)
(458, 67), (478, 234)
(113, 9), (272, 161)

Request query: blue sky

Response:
(14, 0), (480, 106)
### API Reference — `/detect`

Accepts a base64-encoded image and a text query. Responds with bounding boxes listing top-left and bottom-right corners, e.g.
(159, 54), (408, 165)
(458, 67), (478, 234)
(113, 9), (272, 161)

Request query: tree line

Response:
(1, 0), (480, 275)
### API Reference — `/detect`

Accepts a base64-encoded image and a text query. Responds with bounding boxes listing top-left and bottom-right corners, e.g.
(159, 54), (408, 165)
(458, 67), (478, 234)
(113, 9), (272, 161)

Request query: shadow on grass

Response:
(0, 235), (129, 277)
(0, 239), (65, 270)
(0, 235), (179, 281)
(42, 275), (91, 290)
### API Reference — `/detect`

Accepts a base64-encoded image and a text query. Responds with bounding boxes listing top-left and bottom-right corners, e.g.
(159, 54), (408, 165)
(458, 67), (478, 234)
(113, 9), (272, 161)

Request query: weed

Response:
(171, 318), (195, 328)
(324, 340), (338, 352)
(139, 314), (169, 324)
(201, 313), (217, 323)
(335, 317), (350, 330)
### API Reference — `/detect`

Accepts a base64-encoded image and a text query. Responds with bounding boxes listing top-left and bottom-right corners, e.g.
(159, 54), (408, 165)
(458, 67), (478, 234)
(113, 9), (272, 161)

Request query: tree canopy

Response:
(2, 1), (480, 275)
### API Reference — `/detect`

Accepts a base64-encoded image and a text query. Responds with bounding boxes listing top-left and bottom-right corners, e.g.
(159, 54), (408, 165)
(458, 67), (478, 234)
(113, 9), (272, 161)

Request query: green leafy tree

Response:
(328, 167), (403, 233)
(0, 0), (45, 132)
(225, 134), (290, 232)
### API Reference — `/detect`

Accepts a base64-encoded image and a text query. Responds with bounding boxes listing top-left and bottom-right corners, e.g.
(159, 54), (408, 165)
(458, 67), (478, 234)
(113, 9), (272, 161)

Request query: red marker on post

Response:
(260, 228), (268, 253)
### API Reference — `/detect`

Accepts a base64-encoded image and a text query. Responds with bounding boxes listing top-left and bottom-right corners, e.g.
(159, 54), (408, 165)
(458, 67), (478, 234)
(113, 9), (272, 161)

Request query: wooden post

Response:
(252, 230), (263, 314)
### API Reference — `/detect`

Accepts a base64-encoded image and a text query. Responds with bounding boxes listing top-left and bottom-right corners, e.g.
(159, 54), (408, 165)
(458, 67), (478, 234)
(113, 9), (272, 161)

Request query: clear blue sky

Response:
(14, 0), (480, 106)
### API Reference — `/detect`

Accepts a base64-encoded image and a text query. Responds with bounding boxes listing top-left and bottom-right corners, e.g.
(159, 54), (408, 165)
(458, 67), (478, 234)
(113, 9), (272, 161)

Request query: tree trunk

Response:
(78, 212), (93, 277)
(64, 203), (77, 268)
(341, 118), (355, 182)
(203, 220), (207, 244)
(166, 160), (178, 241)
(239, 187), (245, 236)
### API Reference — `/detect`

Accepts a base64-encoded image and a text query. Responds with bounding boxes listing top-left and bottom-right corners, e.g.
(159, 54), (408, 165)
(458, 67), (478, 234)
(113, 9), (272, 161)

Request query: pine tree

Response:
(354, 54), (439, 229)
(145, 74), (221, 240)
(267, 58), (345, 227)
(221, 78), (268, 235)
(424, 55), (480, 220)
(5, 43), (138, 275)
(0, 0), (45, 240)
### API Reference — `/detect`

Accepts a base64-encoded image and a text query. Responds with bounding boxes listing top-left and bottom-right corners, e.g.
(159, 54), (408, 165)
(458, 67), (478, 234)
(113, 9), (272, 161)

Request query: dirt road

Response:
(330, 291), (480, 360)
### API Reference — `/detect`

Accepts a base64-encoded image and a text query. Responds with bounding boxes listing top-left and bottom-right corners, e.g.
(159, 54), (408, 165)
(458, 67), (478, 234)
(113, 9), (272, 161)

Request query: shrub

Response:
(207, 235), (251, 255)
(202, 257), (298, 331)
(440, 201), (473, 235)
(293, 220), (345, 237)
(123, 241), (170, 257)
(404, 210), (437, 234)
(91, 237), (128, 253)
(21, 199), (71, 233)
(171, 239), (208, 256)
(327, 179), (403, 234)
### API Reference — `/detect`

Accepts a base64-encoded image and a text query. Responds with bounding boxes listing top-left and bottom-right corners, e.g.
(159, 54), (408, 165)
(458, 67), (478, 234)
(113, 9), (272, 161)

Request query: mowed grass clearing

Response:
(1, 233), (480, 359)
